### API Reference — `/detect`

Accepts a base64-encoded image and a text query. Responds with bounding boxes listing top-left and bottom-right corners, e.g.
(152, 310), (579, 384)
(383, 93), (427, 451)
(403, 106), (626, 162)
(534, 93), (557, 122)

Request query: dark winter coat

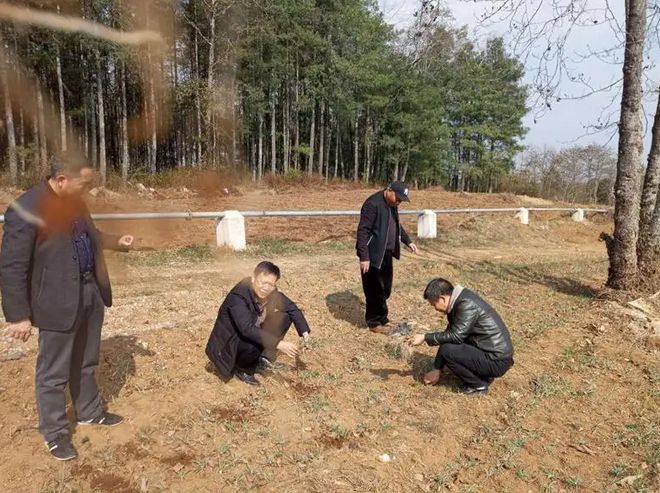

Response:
(355, 190), (411, 269)
(0, 182), (123, 332)
(206, 279), (310, 379)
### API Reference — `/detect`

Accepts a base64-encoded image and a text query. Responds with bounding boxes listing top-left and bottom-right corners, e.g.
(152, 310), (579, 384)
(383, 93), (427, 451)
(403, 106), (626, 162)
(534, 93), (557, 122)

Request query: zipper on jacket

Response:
(379, 209), (392, 269)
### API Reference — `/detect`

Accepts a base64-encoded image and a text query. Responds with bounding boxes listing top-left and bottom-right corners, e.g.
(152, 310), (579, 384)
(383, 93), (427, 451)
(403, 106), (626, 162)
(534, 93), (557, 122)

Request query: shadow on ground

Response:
(326, 290), (365, 328)
(412, 243), (600, 298)
(98, 335), (155, 402)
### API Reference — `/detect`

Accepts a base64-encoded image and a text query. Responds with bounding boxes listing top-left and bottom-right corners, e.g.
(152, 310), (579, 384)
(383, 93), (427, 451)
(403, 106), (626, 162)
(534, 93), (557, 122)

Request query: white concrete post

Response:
(516, 208), (529, 225)
(216, 210), (246, 250)
(417, 210), (437, 239)
(572, 208), (585, 222)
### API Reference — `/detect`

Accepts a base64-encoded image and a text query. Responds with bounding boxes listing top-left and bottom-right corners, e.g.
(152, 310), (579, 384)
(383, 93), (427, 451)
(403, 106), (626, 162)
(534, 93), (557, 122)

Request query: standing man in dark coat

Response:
(206, 261), (311, 386)
(0, 157), (134, 461)
(356, 182), (418, 334)
(409, 278), (514, 395)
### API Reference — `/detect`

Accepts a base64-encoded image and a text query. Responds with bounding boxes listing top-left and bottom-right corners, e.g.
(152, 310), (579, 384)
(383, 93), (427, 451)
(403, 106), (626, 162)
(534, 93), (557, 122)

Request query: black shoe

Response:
(46, 436), (78, 461)
(78, 412), (124, 427)
(462, 385), (489, 396)
(486, 377), (495, 384)
(256, 355), (275, 373)
(235, 369), (259, 386)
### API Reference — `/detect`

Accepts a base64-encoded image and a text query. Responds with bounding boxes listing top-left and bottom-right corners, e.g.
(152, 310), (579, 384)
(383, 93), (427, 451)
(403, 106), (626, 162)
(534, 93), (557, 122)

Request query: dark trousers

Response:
(36, 276), (105, 442)
(435, 343), (513, 388)
(360, 251), (393, 328)
(235, 308), (293, 370)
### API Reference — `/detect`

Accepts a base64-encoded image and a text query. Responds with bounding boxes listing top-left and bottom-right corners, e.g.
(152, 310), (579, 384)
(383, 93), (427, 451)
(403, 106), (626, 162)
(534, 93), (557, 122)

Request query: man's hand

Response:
(408, 334), (425, 346)
(423, 369), (441, 385)
(6, 320), (32, 342)
(277, 340), (299, 359)
(408, 243), (419, 254)
(118, 235), (134, 248)
(360, 260), (370, 274)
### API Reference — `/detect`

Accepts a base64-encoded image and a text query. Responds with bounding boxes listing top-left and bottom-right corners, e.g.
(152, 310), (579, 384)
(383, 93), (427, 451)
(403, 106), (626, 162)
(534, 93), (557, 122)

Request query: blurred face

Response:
(51, 167), (95, 197)
(429, 295), (451, 314)
(251, 272), (278, 300)
(384, 189), (402, 207)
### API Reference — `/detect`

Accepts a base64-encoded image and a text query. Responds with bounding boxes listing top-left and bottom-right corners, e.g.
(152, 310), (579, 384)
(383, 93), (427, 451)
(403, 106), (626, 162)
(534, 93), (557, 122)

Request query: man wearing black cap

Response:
(0, 156), (134, 461)
(356, 182), (418, 334)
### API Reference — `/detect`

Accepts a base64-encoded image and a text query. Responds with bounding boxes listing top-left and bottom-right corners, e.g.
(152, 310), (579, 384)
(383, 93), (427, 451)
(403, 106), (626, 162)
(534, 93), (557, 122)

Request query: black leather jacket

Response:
(424, 289), (514, 360)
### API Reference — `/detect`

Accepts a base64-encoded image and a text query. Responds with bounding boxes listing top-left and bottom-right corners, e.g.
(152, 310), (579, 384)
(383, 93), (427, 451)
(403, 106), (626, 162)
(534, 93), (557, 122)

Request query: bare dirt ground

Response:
(0, 187), (657, 493)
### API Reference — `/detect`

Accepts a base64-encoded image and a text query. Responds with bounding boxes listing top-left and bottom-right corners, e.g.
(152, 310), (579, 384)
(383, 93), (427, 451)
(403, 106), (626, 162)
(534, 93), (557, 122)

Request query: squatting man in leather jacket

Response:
(409, 278), (514, 395)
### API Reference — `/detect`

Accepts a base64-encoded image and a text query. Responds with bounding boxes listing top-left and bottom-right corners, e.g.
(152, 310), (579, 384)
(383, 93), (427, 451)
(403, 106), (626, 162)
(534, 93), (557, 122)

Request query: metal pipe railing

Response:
(0, 207), (610, 223)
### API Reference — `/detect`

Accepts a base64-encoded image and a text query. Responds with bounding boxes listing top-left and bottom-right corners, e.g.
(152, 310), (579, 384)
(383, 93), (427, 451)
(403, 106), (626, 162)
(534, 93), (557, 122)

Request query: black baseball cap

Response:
(388, 181), (410, 202)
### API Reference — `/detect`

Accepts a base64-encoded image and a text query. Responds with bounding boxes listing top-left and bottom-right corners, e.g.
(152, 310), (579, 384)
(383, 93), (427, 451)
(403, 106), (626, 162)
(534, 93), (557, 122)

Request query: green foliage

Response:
(0, 1), (528, 190)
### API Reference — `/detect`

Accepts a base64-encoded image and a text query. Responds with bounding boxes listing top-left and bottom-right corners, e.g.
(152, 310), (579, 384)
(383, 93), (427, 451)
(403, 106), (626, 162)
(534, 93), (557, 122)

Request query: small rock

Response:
(0, 349), (27, 362)
(646, 335), (660, 348)
(153, 322), (176, 331)
(622, 308), (648, 322)
(414, 473), (424, 482)
(651, 320), (660, 336)
(377, 453), (393, 463)
(140, 478), (149, 493)
(136, 183), (148, 192)
(616, 474), (642, 486)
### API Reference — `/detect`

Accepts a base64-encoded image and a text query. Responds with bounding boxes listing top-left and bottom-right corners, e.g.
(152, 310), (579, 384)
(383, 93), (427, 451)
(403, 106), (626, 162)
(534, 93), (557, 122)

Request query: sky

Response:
(377, 0), (660, 153)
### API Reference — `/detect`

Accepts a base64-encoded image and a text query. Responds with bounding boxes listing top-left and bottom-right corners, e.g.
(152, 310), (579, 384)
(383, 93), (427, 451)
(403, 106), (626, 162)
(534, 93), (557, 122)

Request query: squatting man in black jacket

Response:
(0, 156), (134, 461)
(206, 261), (311, 386)
(409, 278), (514, 395)
(356, 181), (418, 334)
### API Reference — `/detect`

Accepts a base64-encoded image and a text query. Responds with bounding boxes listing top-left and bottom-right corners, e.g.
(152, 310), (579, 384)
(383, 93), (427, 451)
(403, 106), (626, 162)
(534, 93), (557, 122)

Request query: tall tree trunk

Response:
(282, 81), (289, 173)
(638, 89), (660, 241)
(364, 114), (371, 183)
(90, 94), (97, 169)
(96, 51), (106, 185)
(637, 93), (660, 276)
(293, 59), (300, 170)
(18, 107), (25, 174)
(324, 111), (331, 182)
(36, 77), (47, 171)
(353, 111), (359, 182)
(270, 89), (276, 173)
(32, 107), (39, 168)
(206, 0), (217, 164)
(607, 0), (647, 289)
(401, 144), (410, 182)
(334, 118), (339, 179)
(194, 9), (202, 165)
(83, 103), (89, 159)
(1, 52), (17, 183)
(332, 117), (341, 180)
(147, 54), (157, 174)
(258, 113), (263, 180)
(318, 101), (325, 176)
(56, 43), (66, 152)
(308, 102), (315, 175)
(120, 60), (130, 181)
(232, 79), (237, 165)
(172, 17), (179, 167)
